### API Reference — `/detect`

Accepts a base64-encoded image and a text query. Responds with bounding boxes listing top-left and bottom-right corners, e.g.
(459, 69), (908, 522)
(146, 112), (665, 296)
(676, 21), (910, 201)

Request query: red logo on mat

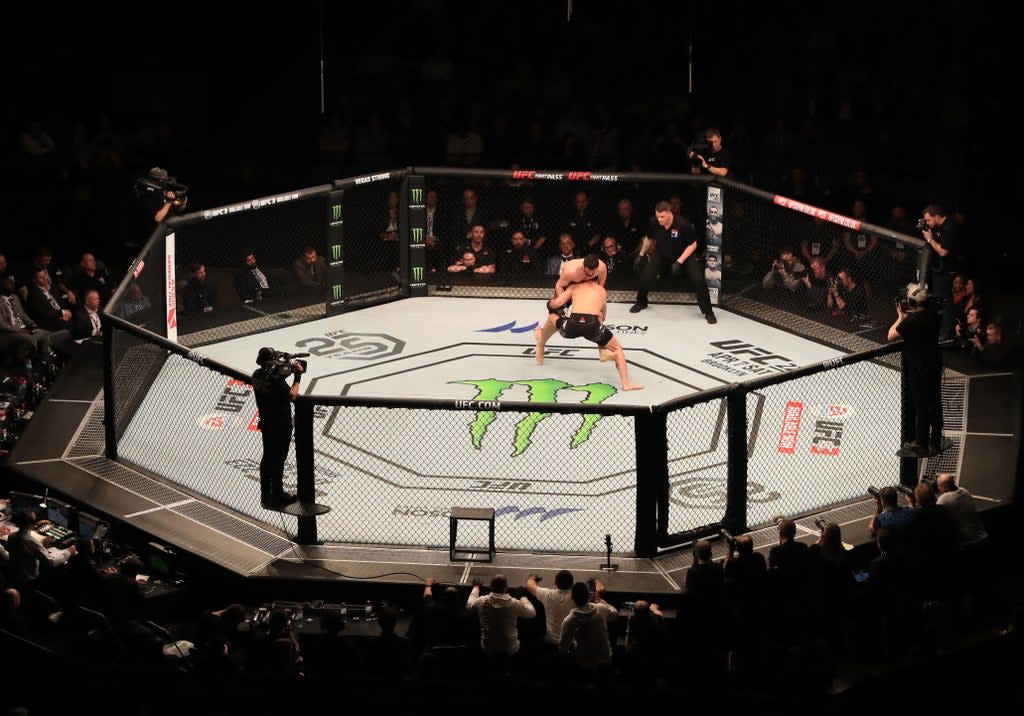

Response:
(777, 400), (803, 454)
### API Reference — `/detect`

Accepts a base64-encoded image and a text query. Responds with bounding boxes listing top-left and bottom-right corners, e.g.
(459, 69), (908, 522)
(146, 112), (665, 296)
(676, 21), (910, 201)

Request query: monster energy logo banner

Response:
(331, 244), (342, 261)
(332, 284), (343, 301)
(331, 204), (342, 223)
(453, 378), (616, 456)
(410, 188), (423, 204)
(411, 227), (424, 244)
(411, 266), (424, 282)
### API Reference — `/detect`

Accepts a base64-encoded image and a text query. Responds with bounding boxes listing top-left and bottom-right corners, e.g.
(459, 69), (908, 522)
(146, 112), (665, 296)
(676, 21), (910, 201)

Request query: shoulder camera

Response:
(258, 348), (309, 379)
(915, 218), (927, 231)
(135, 173), (189, 200)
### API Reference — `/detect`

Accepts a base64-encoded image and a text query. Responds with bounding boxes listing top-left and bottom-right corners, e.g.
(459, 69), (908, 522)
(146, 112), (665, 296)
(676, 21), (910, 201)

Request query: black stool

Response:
(449, 507), (495, 562)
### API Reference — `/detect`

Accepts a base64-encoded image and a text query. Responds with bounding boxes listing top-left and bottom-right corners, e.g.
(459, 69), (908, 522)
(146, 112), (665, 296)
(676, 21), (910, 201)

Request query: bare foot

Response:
(622, 382), (644, 391)
(534, 327), (545, 364)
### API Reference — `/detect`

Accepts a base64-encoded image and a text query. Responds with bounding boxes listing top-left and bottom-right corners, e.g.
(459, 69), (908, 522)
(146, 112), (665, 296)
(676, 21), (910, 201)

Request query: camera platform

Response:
(280, 501), (331, 517)
(896, 436), (954, 459)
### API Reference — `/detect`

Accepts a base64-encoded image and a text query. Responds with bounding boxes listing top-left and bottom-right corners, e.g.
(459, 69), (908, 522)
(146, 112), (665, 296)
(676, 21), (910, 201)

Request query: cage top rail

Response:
(165, 184), (333, 228)
(413, 165), (714, 185)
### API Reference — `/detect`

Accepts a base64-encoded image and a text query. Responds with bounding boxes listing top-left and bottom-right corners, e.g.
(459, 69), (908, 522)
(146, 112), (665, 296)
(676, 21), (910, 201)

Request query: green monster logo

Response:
(453, 378), (617, 456)
(411, 266), (424, 282)
(411, 227), (424, 244)
(332, 284), (343, 301)
(331, 204), (342, 222)
(410, 188), (423, 203)
(331, 244), (342, 261)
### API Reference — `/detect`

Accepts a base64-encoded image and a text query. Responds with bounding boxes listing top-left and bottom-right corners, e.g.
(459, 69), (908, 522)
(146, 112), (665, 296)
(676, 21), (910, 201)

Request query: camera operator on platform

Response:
(688, 128), (731, 177)
(919, 203), (958, 343)
(888, 283), (944, 458)
(252, 347), (305, 509)
(142, 167), (188, 223)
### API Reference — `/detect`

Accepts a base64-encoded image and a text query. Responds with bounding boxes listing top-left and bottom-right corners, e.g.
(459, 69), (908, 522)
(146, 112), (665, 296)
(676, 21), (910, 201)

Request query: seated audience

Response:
(182, 263), (217, 314)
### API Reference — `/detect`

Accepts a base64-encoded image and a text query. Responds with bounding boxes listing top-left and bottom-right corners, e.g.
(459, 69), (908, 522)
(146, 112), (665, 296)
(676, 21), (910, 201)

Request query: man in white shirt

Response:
(526, 570), (576, 648)
(5, 511), (76, 588)
(936, 473), (988, 549)
(466, 573), (536, 657)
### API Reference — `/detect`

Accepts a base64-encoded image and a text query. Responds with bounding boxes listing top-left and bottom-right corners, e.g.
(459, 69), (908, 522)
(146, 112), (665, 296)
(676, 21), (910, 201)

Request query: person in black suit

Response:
(24, 267), (73, 334)
(235, 250), (272, 303)
(72, 289), (103, 339)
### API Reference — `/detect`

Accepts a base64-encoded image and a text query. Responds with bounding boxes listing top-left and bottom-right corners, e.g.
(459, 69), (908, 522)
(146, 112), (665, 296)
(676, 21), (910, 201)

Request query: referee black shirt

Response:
(647, 213), (700, 264)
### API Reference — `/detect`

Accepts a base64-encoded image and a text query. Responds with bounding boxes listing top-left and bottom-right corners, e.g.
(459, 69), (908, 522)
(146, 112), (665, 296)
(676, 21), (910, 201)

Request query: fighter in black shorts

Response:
(535, 278), (642, 391)
(555, 312), (613, 347)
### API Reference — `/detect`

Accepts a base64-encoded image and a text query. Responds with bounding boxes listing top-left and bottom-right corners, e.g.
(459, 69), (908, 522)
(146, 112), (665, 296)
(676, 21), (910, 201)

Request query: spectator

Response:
(453, 224), (497, 273)
(466, 574), (536, 659)
(70, 253), (112, 304)
(600, 236), (629, 279)
(545, 234), (579, 277)
(800, 257), (832, 311)
(24, 266), (74, 333)
(564, 191), (602, 250)
(936, 473), (989, 550)
(500, 231), (540, 278)
(610, 198), (643, 255)
(118, 282), (154, 325)
(72, 288), (103, 339)
(558, 580), (617, 676)
(291, 246), (328, 292)
(0, 273), (60, 371)
(235, 250), (271, 303)
(525, 570), (575, 649)
(182, 263), (217, 315)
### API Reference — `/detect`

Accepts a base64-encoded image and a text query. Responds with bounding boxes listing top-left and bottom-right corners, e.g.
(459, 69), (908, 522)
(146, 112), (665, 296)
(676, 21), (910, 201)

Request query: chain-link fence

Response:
(664, 398), (731, 539)
(99, 167), (931, 556)
(416, 169), (707, 299)
(332, 172), (408, 309)
(167, 187), (331, 346)
(308, 402), (639, 553)
(741, 356), (903, 530)
(722, 180), (924, 334)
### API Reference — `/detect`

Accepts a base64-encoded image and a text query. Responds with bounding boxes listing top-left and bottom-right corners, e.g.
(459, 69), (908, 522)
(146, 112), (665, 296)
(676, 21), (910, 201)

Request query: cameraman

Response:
(920, 203), (958, 343)
(761, 247), (806, 293)
(252, 348), (305, 509)
(688, 127), (731, 177)
(888, 284), (943, 457)
(142, 167), (188, 223)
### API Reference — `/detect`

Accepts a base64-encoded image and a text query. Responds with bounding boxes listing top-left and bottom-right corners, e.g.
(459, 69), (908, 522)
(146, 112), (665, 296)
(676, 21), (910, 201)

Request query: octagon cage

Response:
(102, 166), (934, 557)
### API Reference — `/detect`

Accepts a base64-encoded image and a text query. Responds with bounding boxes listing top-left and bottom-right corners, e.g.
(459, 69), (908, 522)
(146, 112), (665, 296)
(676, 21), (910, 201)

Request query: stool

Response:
(449, 507), (495, 562)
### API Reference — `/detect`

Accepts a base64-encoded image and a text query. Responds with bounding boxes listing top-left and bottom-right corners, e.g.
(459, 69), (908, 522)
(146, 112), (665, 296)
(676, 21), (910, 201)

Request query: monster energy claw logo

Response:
(331, 244), (342, 261)
(411, 227), (424, 243)
(453, 378), (617, 456)
(410, 188), (423, 203)
(332, 284), (343, 301)
(411, 266), (424, 282)
(331, 204), (342, 222)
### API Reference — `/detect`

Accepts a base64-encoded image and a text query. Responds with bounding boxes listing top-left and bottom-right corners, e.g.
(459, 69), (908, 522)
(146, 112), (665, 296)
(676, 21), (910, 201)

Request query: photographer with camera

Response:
(919, 203), (958, 343)
(688, 127), (731, 177)
(137, 167), (188, 224)
(888, 283), (944, 458)
(761, 247), (806, 293)
(252, 347), (306, 510)
(826, 266), (869, 322)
